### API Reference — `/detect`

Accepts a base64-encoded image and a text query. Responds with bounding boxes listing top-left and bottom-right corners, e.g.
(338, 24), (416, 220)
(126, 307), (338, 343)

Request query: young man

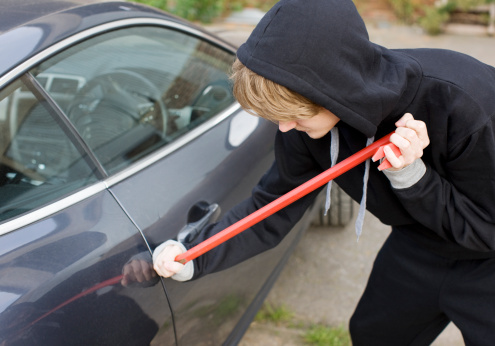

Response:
(154, 0), (495, 344)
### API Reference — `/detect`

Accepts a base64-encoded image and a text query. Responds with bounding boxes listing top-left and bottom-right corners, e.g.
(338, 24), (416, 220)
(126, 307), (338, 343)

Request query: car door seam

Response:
(106, 186), (179, 346)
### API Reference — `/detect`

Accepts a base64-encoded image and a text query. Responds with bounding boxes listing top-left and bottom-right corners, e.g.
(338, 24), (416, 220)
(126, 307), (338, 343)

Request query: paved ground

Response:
(204, 10), (495, 346)
(239, 206), (464, 346)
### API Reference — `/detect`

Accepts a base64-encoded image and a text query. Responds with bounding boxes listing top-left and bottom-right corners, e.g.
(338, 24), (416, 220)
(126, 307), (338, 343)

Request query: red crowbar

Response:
(175, 132), (399, 264)
(372, 143), (402, 170)
(17, 138), (399, 332)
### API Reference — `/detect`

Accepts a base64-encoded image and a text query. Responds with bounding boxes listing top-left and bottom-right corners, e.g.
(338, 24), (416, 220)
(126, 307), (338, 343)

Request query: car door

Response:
(0, 76), (175, 344)
(29, 20), (310, 345)
(93, 27), (286, 345)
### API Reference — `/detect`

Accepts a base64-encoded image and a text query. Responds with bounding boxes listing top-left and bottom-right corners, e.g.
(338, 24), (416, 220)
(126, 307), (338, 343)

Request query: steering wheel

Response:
(67, 70), (169, 148)
(184, 80), (234, 129)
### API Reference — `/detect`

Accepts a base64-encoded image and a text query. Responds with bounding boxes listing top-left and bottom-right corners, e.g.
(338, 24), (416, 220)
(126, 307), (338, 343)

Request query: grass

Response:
(304, 324), (351, 346)
(254, 303), (294, 325)
(192, 294), (245, 327)
(253, 303), (351, 346)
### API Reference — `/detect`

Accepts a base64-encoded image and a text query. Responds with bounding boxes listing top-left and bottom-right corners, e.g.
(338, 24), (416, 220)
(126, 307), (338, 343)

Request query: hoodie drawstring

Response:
(324, 127), (339, 215)
(324, 128), (373, 241)
(355, 136), (374, 241)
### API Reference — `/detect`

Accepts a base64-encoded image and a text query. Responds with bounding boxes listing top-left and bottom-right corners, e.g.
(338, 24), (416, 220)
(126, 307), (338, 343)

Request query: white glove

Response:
(153, 240), (194, 281)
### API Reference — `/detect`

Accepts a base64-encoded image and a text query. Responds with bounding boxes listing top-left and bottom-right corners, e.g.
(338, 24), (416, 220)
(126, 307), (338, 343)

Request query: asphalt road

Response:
(204, 16), (495, 345)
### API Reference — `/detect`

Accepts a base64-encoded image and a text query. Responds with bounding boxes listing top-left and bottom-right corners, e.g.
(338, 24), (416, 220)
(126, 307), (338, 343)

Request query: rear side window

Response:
(0, 79), (99, 222)
(32, 26), (235, 175)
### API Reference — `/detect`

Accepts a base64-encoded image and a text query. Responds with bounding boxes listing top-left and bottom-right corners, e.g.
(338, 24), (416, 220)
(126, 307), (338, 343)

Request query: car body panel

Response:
(0, 1), (317, 345)
(0, 1), (234, 84)
(0, 190), (174, 345)
(0, 0), (111, 33)
(110, 108), (280, 344)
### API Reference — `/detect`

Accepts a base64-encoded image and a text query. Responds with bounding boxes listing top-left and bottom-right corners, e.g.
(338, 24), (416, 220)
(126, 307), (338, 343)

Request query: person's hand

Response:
(153, 244), (185, 278)
(121, 258), (157, 287)
(384, 113), (430, 171)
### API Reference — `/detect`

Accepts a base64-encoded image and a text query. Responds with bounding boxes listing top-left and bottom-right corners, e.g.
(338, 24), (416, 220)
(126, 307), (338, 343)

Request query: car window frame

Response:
(0, 17), (241, 236)
(21, 72), (108, 177)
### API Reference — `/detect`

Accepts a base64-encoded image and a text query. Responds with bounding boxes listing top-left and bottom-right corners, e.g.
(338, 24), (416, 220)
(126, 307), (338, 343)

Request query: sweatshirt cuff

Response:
(153, 240), (194, 282)
(382, 158), (426, 189)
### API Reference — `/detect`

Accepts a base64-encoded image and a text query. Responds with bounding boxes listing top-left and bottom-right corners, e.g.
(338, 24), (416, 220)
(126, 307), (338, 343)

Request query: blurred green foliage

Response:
(418, 5), (450, 34)
(387, 0), (492, 34)
(132, 0), (492, 35)
(132, 0), (279, 23)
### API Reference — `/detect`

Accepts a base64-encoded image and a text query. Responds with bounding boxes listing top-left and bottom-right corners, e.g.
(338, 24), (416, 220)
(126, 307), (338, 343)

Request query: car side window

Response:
(31, 26), (235, 175)
(0, 79), (99, 222)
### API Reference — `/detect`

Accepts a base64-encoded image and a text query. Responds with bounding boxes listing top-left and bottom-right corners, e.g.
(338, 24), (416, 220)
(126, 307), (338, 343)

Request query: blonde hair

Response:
(230, 58), (321, 123)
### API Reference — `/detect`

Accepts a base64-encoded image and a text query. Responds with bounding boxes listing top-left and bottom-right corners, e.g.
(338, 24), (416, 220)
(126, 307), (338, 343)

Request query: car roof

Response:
(0, 0), (208, 81)
(0, 0), (114, 33)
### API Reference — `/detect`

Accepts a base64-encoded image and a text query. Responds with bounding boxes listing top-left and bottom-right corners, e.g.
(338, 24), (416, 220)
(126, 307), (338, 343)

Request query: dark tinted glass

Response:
(33, 26), (235, 175)
(0, 79), (98, 222)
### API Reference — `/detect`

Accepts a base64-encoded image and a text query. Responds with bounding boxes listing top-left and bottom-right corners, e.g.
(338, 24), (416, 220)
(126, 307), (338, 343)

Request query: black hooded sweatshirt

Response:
(186, 0), (495, 279)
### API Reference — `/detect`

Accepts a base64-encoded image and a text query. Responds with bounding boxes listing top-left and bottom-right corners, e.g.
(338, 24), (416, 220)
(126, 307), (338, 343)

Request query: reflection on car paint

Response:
(0, 1), (316, 344)
(228, 110), (260, 147)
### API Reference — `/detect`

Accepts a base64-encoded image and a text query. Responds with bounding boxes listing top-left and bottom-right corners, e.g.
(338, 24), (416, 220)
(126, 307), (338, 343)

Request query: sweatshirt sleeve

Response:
(391, 124), (495, 252)
(184, 130), (324, 280)
(382, 158), (426, 189)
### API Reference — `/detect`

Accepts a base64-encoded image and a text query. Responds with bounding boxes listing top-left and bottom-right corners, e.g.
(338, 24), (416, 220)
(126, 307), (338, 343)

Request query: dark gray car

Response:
(0, 1), (339, 345)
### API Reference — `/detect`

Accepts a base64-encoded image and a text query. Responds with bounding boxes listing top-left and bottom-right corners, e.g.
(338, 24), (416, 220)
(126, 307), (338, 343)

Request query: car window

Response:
(31, 26), (236, 175)
(0, 79), (99, 222)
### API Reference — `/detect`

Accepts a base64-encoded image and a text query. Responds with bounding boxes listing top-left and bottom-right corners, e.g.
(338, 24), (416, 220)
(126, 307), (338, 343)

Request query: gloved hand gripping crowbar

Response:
(24, 132), (399, 328)
(175, 132), (400, 264)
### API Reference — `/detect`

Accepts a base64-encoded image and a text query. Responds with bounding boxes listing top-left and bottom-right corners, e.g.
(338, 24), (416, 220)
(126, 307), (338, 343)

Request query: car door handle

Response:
(177, 201), (221, 243)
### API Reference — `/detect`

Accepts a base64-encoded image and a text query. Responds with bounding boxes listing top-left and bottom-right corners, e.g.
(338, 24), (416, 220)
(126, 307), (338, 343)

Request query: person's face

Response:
(278, 108), (340, 139)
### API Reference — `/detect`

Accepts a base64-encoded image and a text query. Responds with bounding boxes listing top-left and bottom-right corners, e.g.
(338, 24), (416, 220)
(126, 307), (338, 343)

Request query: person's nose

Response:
(278, 120), (297, 132)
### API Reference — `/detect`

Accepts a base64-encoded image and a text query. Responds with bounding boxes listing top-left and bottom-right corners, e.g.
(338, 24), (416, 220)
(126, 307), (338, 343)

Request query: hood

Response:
(237, 0), (422, 137)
